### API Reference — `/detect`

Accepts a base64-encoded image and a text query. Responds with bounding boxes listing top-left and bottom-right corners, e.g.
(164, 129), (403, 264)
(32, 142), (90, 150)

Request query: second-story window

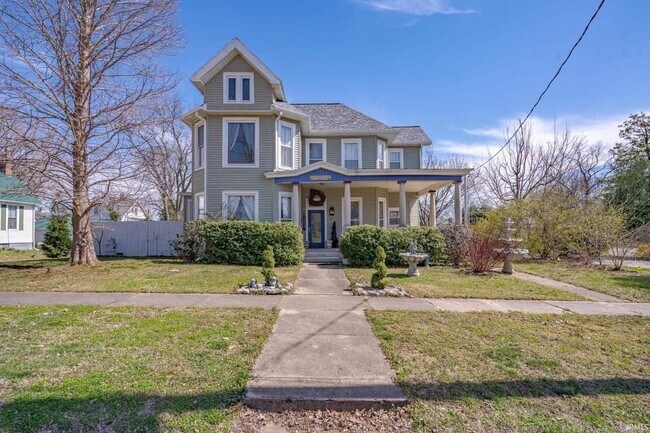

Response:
(224, 73), (254, 103)
(196, 123), (205, 169)
(279, 122), (294, 169)
(377, 140), (386, 169)
(389, 149), (403, 169)
(223, 118), (259, 167)
(342, 139), (361, 169)
(306, 139), (326, 165)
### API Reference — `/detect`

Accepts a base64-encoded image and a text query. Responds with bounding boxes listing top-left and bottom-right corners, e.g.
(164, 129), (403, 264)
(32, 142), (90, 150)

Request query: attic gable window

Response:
(223, 73), (254, 103)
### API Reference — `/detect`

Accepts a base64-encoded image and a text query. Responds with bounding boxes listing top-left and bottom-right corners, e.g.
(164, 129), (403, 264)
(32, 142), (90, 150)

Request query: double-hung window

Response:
(223, 118), (259, 167)
(342, 139), (361, 169)
(195, 123), (205, 169)
(196, 194), (205, 219)
(388, 208), (400, 227)
(7, 205), (17, 229)
(389, 149), (403, 169)
(223, 73), (254, 103)
(223, 191), (258, 221)
(278, 122), (294, 169)
(376, 140), (386, 169)
(343, 198), (363, 226)
(279, 192), (293, 222)
(306, 139), (326, 165)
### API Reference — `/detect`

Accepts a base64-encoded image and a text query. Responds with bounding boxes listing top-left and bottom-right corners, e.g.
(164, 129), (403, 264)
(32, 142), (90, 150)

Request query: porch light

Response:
(329, 206), (335, 216)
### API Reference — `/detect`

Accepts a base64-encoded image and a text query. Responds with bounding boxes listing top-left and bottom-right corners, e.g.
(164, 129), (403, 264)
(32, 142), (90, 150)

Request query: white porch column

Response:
(454, 181), (461, 225)
(343, 181), (351, 230)
(428, 190), (437, 227)
(463, 177), (469, 227)
(399, 181), (407, 226)
(292, 183), (300, 226)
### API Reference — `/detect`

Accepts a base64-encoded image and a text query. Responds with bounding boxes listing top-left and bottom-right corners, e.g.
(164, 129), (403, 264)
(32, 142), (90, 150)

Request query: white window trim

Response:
(6, 204), (18, 231)
(223, 72), (254, 104)
(377, 197), (387, 228)
(388, 148), (404, 169)
(195, 193), (205, 220)
(341, 139), (362, 169)
(222, 190), (260, 221)
(376, 140), (387, 169)
(194, 120), (206, 170)
(277, 121), (295, 170)
(388, 207), (400, 227)
(341, 197), (363, 225)
(278, 191), (294, 222)
(305, 139), (327, 166)
(222, 117), (260, 168)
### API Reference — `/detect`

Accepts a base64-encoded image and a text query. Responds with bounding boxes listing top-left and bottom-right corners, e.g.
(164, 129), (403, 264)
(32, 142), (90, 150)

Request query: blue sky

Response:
(175, 0), (649, 162)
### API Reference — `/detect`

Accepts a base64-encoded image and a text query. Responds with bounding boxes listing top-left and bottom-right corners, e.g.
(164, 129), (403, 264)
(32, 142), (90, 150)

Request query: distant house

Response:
(0, 161), (40, 250)
(91, 200), (149, 222)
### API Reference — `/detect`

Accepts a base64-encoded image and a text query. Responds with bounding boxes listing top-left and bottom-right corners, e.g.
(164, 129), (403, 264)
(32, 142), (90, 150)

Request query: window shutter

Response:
(0, 204), (5, 230)
(18, 206), (24, 230)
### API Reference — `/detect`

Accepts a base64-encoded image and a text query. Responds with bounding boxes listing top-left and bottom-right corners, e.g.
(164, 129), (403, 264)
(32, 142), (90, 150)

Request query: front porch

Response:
(266, 162), (472, 249)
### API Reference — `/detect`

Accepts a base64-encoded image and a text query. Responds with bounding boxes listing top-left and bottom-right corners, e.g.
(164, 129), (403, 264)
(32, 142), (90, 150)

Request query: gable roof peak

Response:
(190, 37), (286, 101)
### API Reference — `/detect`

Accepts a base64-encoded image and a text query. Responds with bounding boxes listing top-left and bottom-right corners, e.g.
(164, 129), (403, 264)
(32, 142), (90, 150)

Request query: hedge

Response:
(339, 225), (445, 267)
(174, 220), (304, 266)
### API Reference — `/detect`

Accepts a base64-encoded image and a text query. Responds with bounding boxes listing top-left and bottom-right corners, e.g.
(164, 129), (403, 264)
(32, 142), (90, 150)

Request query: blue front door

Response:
(308, 210), (325, 248)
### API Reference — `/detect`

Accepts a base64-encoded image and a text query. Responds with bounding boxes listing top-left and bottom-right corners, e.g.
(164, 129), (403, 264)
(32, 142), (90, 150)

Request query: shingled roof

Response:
(392, 126), (432, 145)
(286, 103), (392, 132)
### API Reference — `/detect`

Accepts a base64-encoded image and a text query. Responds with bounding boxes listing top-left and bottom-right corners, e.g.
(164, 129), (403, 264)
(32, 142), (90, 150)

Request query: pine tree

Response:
(371, 246), (388, 289)
(41, 215), (72, 258)
(261, 245), (276, 285)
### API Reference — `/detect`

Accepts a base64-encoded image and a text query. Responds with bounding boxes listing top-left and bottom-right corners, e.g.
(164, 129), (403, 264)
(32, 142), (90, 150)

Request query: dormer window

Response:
(223, 72), (254, 103)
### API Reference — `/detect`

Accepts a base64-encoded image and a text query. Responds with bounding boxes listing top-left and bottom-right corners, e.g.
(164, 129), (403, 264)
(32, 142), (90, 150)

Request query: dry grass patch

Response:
(517, 260), (650, 302)
(345, 266), (583, 300)
(0, 256), (301, 294)
(0, 306), (277, 432)
(368, 311), (650, 432)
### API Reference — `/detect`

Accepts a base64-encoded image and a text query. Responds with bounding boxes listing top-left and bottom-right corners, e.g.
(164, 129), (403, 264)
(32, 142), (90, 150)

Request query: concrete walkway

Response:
(511, 271), (623, 302)
(244, 264), (407, 410)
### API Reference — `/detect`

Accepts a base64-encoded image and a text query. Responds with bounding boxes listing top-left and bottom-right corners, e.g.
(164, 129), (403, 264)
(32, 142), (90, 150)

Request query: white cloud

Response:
(353, 0), (474, 15)
(436, 112), (641, 164)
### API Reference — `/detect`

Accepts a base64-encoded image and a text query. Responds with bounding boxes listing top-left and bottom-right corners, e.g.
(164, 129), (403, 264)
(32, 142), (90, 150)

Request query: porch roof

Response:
(264, 162), (472, 193)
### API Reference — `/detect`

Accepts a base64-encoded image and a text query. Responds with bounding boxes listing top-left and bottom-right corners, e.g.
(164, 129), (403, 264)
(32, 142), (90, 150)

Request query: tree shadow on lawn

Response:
(0, 258), (67, 270)
(0, 388), (244, 432)
(2, 378), (648, 431)
(608, 274), (650, 293)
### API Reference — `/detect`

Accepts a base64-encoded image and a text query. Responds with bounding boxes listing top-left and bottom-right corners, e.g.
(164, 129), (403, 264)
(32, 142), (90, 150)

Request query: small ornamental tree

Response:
(261, 245), (276, 285)
(371, 246), (388, 289)
(462, 233), (505, 273)
(41, 215), (72, 258)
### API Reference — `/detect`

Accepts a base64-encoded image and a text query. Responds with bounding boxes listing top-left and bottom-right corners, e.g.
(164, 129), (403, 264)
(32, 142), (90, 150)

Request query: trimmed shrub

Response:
(261, 245), (276, 284)
(371, 246), (388, 289)
(340, 225), (445, 267)
(41, 215), (72, 258)
(175, 220), (304, 266)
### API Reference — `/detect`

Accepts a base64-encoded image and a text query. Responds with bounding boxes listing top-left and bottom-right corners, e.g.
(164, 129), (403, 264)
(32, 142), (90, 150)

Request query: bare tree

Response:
(480, 120), (580, 204)
(419, 152), (476, 225)
(0, 0), (182, 264)
(130, 95), (191, 221)
(563, 142), (611, 202)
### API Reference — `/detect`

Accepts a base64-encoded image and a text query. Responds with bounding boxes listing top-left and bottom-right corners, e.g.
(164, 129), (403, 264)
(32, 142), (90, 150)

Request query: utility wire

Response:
(475, 0), (607, 170)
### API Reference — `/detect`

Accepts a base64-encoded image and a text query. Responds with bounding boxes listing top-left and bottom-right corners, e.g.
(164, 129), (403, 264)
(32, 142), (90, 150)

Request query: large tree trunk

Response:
(70, 0), (98, 265)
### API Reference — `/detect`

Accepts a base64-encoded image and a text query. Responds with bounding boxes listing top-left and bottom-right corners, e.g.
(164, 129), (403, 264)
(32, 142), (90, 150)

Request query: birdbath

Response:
(498, 217), (529, 274)
(399, 241), (428, 277)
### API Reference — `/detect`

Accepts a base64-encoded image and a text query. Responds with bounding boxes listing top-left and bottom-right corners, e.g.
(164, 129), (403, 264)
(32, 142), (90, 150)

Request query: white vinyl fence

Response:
(93, 221), (183, 257)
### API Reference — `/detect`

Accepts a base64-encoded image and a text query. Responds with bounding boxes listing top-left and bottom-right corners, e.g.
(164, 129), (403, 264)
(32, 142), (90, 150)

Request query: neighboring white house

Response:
(91, 200), (149, 222)
(0, 165), (39, 250)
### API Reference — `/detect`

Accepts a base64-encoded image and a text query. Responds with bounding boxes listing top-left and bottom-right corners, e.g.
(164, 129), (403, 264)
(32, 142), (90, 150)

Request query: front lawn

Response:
(0, 247), (46, 262)
(368, 311), (650, 432)
(517, 260), (650, 302)
(0, 306), (276, 432)
(0, 256), (301, 293)
(344, 266), (583, 300)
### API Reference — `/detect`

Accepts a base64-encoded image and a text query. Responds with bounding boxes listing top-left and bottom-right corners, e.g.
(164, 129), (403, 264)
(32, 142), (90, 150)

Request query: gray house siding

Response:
(205, 114), (277, 221)
(402, 147), (421, 169)
(192, 170), (205, 194)
(204, 55), (274, 111)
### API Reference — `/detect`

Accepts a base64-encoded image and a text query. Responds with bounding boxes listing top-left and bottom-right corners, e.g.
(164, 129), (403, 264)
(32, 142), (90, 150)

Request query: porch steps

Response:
(303, 248), (342, 264)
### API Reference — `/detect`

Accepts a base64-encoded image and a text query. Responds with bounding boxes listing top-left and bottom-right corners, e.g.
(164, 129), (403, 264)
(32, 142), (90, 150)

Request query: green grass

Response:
(517, 261), (650, 302)
(0, 256), (301, 293)
(0, 306), (277, 432)
(344, 266), (583, 300)
(0, 247), (46, 262)
(368, 310), (650, 432)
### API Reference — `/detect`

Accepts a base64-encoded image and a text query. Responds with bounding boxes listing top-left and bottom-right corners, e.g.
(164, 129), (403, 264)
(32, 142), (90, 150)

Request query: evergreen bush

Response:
(370, 246), (388, 289)
(41, 215), (72, 258)
(261, 245), (276, 285)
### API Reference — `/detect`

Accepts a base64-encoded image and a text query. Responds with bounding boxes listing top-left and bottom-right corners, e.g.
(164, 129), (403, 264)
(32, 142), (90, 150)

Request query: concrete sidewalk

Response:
(244, 264), (407, 410)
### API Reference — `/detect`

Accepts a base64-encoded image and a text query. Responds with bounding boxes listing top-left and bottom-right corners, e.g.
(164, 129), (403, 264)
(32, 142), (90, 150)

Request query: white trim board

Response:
(222, 117), (260, 168)
(305, 138), (327, 166)
(341, 138), (362, 169)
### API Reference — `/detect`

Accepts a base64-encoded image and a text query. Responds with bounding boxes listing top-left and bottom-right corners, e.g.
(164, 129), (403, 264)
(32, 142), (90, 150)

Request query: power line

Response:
(475, 0), (607, 170)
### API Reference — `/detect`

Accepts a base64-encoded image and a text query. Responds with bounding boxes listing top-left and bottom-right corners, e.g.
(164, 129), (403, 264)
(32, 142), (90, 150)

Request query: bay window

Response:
(195, 123), (205, 169)
(223, 118), (259, 167)
(223, 191), (258, 221)
(278, 122), (294, 169)
(377, 140), (386, 169)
